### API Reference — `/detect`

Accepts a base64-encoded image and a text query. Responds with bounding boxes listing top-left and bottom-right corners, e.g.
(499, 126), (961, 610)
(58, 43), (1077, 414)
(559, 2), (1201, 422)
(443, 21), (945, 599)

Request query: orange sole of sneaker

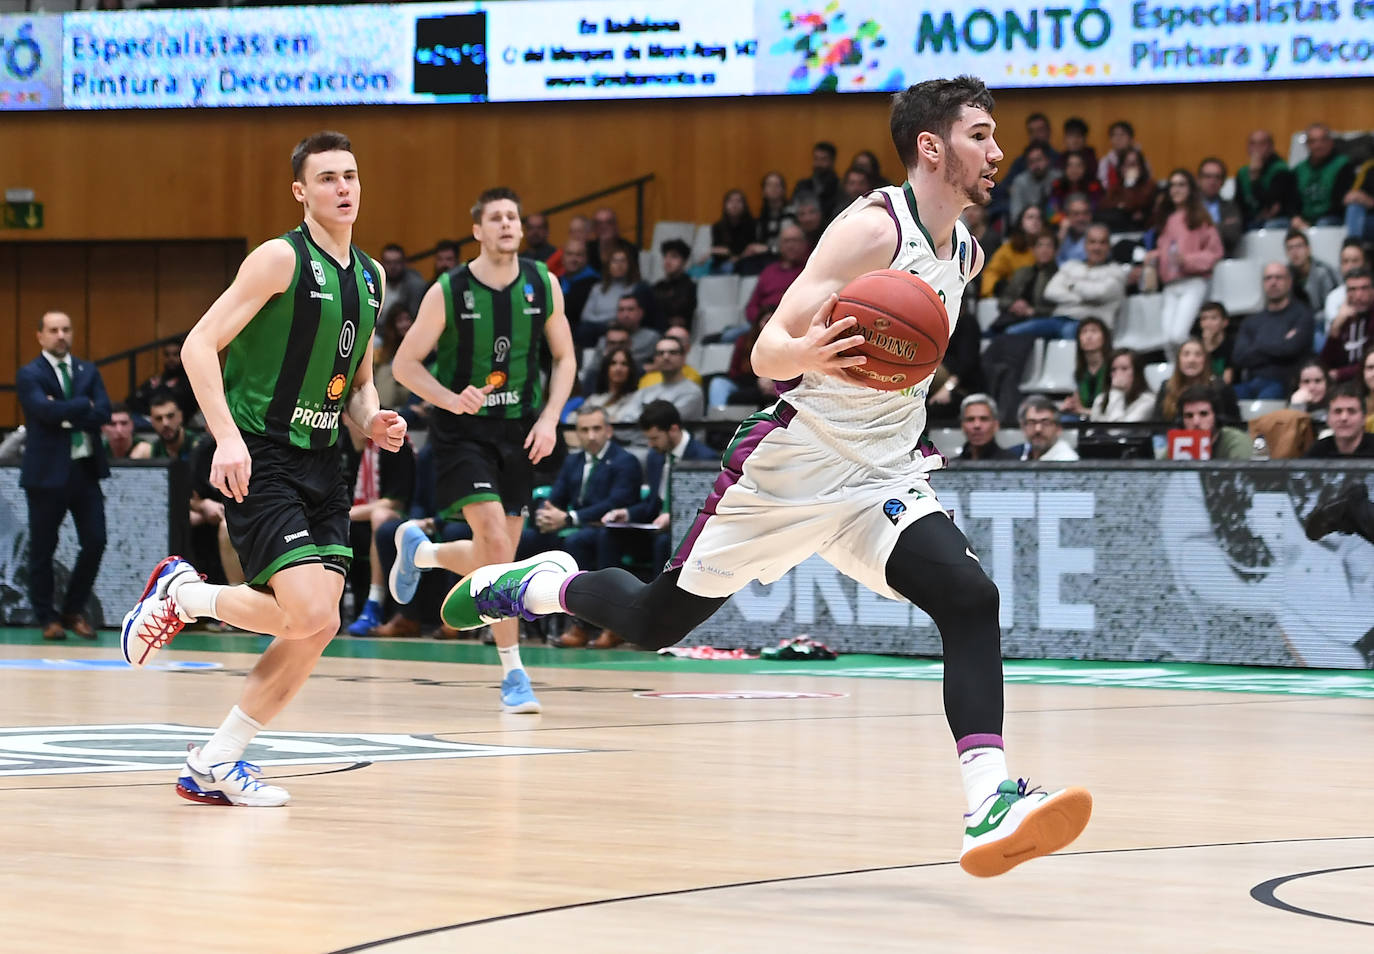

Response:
(959, 787), (1093, 878)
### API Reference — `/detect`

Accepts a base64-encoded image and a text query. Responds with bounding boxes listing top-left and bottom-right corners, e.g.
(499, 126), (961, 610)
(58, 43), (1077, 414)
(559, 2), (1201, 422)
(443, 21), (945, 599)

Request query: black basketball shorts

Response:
(431, 418), (534, 520)
(223, 432), (351, 585)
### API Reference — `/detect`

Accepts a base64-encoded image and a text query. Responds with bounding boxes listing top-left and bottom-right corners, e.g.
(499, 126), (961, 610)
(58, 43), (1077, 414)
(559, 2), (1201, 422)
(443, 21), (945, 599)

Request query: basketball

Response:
(828, 269), (949, 392)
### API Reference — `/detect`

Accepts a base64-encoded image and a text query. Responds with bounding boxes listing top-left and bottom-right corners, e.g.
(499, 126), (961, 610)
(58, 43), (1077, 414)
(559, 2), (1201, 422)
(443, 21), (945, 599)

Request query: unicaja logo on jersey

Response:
(311, 261), (327, 287)
(338, 320), (356, 358)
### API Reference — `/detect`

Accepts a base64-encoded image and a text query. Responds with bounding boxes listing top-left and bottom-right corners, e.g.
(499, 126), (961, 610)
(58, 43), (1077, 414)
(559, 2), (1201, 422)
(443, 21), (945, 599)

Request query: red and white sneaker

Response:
(121, 556), (199, 668)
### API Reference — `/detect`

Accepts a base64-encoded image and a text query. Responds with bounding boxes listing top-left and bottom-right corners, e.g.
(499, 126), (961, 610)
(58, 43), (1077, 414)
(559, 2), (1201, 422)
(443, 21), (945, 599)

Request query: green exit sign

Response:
(3, 202), (43, 229)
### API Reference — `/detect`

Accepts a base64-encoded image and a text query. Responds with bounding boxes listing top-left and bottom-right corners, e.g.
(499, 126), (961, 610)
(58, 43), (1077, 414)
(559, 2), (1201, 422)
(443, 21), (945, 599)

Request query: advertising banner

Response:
(485, 0), (758, 101)
(7, 2), (1368, 111)
(0, 14), (63, 110)
(753, 0), (1374, 93)
(672, 462), (1374, 669)
(61, 3), (485, 110)
(0, 464), (174, 627)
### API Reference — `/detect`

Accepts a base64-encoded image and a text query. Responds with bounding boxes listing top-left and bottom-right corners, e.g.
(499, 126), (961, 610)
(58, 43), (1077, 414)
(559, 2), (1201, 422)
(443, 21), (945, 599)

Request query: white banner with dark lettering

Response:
(671, 462), (1374, 669)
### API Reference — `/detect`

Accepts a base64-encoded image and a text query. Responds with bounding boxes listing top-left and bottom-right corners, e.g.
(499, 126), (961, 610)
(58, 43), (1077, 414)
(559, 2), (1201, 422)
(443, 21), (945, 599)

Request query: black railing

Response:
(411, 173), (656, 262)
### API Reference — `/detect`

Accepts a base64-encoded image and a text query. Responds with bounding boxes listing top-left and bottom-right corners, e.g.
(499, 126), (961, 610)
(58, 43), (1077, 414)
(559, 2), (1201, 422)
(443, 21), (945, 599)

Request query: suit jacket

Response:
(628, 437), (716, 523)
(16, 354), (112, 489)
(549, 441), (641, 526)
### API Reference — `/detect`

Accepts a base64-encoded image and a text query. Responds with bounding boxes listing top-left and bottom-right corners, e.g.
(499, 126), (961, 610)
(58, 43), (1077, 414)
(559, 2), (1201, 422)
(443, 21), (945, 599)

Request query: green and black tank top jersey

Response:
(432, 257), (554, 430)
(223, 223), (381, 451)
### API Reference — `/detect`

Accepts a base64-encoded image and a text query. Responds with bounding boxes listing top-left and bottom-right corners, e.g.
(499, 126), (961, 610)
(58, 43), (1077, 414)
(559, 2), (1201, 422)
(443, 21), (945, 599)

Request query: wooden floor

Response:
(0, 638), (1369, 953)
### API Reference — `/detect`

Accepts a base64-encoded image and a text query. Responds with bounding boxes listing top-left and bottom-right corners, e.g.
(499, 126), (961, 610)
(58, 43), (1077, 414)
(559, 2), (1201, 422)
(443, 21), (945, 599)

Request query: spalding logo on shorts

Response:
(882, 498), (907, 525)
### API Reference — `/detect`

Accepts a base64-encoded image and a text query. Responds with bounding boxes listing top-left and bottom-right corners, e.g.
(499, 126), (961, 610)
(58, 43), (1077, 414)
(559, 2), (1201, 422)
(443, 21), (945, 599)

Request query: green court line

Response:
(3, 628), (1372, 699)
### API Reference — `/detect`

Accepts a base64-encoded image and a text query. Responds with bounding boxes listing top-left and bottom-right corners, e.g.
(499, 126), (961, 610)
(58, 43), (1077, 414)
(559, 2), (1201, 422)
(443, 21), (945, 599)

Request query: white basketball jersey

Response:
(779, 184), (977, 470)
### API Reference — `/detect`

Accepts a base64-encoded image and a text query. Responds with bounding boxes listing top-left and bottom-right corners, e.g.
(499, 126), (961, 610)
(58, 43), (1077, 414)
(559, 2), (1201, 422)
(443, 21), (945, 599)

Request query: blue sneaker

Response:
(346, 599), (382, 636)
(440, 551), (580, 630)
(500, 669), (542, 714)
(389, 520), (430, 605)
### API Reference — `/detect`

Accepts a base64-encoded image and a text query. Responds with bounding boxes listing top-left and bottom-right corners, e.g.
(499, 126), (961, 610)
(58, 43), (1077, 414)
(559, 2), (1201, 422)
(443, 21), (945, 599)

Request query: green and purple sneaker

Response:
(959, 778), (1093, 877)
(440, 552), (580, 631)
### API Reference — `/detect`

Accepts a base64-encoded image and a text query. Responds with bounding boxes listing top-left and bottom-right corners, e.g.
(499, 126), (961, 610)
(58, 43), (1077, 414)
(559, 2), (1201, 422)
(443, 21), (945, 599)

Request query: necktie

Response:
(661, 454), (674, 515)
(58, 361), (87, 456)
(578, 454), (599, 506)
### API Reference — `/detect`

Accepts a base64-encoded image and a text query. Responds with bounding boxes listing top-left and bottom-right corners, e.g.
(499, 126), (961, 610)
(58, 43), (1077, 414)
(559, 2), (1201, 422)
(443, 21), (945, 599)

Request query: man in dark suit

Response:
(517, 405), (639, 646)
(599, 399), (717, 583)
(519, 404), (640, 565)
(16, 311), (111, 640)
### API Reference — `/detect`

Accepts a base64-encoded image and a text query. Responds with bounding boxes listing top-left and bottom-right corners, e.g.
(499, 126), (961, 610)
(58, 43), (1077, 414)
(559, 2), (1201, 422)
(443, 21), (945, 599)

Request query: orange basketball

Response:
(827, 269), (949, 392)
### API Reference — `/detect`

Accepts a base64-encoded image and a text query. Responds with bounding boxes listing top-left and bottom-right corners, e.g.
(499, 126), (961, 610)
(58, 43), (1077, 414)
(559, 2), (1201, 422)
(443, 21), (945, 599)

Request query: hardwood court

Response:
(0, 637), (1369, 953)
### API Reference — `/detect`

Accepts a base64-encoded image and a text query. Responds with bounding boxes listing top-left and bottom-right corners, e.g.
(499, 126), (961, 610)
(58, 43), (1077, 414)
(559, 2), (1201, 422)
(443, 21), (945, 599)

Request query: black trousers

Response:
(26, 459), (106, 626)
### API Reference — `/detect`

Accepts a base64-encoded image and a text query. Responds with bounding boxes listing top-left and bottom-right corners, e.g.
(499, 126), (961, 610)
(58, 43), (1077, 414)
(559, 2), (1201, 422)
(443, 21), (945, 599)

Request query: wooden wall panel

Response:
(5, 80), (1371, 264)
(16, 245), (89, 355)
(87, 245), (158, 391)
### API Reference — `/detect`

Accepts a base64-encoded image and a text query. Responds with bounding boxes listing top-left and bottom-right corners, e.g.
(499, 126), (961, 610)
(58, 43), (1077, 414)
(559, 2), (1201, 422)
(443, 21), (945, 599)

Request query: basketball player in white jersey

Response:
(438, 76), (1092, 876)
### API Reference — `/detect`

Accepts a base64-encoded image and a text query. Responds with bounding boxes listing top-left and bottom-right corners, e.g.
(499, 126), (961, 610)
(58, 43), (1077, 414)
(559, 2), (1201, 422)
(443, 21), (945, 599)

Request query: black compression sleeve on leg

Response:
(563, 567), (727, 650)
(883, 513), (1004, 741)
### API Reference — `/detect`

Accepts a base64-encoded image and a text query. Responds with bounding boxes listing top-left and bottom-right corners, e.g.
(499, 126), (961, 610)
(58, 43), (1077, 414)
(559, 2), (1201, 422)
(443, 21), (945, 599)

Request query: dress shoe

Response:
(41, 621), (66, 641)
(371, 614), (421, 638)
(61, 614), (97, 640)
(591, 629), (624, 649)
(558, 623), (594, 648)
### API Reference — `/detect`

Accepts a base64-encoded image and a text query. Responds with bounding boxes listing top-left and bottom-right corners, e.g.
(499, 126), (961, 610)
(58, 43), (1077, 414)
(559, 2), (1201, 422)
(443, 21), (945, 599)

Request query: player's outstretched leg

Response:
(883, 513), (1092, 876)
(121, 556), (200, 668)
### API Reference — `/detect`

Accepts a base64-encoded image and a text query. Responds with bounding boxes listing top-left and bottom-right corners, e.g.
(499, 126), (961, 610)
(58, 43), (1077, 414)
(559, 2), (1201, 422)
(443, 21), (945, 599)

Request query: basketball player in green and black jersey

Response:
(389, 187), (576, 713)
(120, 131), (409, 807)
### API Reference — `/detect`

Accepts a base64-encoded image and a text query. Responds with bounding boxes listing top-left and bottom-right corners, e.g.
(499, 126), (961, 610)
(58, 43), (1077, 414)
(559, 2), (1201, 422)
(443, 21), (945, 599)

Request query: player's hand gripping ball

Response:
(826, 269), (949, 392)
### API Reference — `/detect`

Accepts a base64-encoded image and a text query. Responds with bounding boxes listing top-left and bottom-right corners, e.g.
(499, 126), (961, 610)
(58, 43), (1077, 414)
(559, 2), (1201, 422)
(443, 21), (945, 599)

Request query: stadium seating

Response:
(1308, 225), (1345, 268)
(695, 305), (744, 341)
(1240, 399), (1287, 421)
(1022, 340), (1077, 393)
(1237, 228), (1286, 266)
(1208, 259), (1263, 316)
(1144, 362), (1173, 392)
(697, 275), (741, 309)
(1114, 294), (1167, 353)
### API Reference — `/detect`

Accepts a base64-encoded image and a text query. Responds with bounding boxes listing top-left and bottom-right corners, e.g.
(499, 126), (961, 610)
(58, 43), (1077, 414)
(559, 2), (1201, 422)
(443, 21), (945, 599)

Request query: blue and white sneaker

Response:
(346, 599), (383, 636)
(389, 520), (430, 605)
(500, 669), (542, 714)
(121, 556), (199, 668)
(175, 745), (290, 807)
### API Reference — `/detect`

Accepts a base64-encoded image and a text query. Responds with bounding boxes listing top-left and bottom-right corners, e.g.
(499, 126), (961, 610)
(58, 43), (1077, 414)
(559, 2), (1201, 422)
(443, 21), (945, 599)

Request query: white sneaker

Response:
(959, 778), (1092, 877)
(175, 746), (290, 807)
(121, 556), (200, 668)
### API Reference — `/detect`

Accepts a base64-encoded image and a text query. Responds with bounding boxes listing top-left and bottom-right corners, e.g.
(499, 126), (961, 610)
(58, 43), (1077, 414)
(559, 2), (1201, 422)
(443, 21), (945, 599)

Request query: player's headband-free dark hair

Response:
(890, 75), (995, 168)
(471, 187), (521, 222)
(291, 131), (352, 181)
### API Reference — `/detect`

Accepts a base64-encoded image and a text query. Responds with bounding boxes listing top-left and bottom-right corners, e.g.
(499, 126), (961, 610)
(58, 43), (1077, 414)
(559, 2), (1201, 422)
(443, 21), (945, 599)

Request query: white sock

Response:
(196, 706), (264, 768)
(170, 576), (222, 621)
(414, 541), (442, 569)
(497, 645), (524, 676)
(367, 584), (385, 604)
(523, 568), (575, 615)
(958, 743), (1009, 813)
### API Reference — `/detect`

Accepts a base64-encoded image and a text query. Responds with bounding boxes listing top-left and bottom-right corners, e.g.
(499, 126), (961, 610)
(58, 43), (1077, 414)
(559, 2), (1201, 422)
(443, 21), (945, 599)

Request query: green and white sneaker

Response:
(959, 778), (1092, 877)
(440, 552), (580, 631)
